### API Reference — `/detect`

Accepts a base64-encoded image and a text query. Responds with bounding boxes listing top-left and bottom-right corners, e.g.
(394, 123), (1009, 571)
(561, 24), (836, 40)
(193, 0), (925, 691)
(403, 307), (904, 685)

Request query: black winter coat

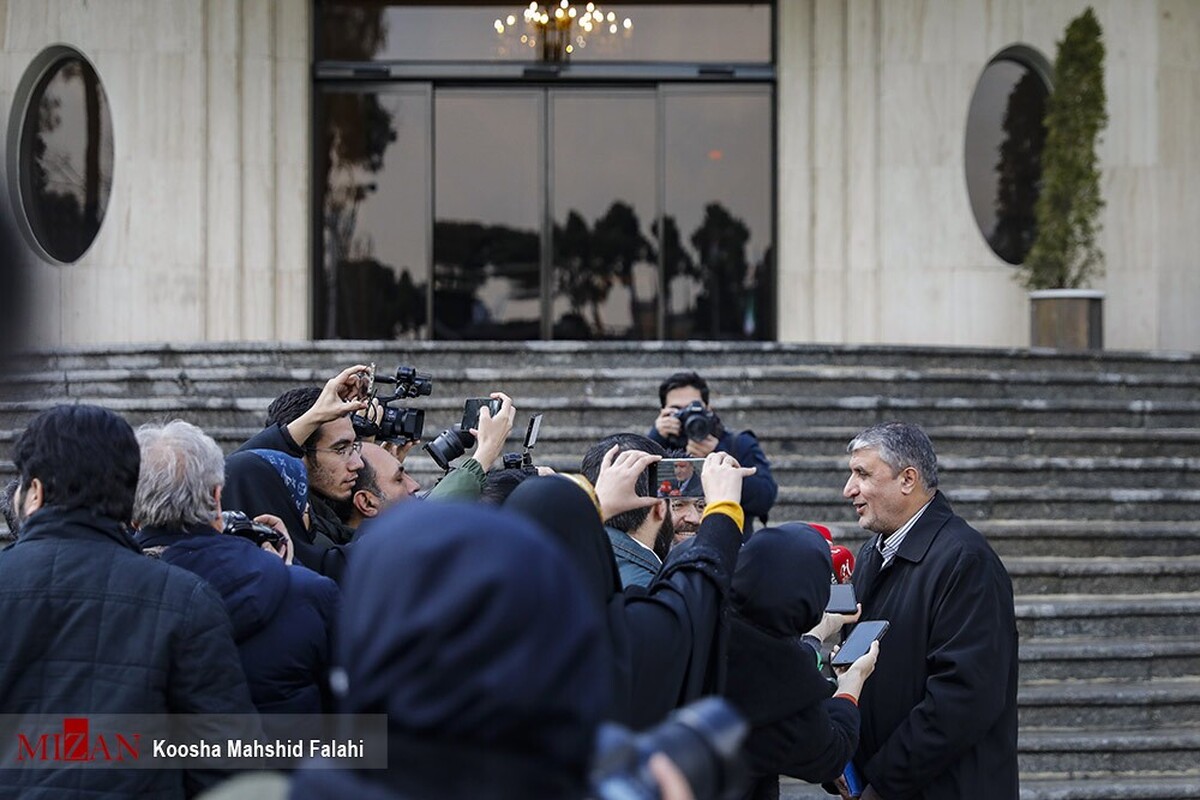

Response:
(136, 524), (340, 728)
(850, 492), (1019, 800)
(0, 506), (258, 800)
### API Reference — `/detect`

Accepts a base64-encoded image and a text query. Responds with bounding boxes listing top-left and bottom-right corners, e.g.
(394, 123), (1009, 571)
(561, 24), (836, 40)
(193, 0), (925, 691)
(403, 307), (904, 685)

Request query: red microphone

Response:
(808, 523), (834, 543)
(829, 544), (855, 584)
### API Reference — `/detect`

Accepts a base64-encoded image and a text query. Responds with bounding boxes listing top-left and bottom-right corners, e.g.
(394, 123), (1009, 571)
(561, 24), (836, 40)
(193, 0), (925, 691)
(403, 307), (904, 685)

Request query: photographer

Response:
(648, 371), (777, 525)
(238, 365), (516, 545)
(237, 365), (371, 548)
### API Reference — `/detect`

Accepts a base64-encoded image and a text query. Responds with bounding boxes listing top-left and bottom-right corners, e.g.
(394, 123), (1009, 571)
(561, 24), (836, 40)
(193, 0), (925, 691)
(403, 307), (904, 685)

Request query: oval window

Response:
(9, 48), (114, 263)
(964, 47), (1051, 266)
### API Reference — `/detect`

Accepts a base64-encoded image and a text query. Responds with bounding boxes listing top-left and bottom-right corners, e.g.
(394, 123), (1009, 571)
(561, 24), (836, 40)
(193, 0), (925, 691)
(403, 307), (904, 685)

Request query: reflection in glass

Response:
(434, 91), (542, 339)
(19, 55), (113, 263)
(317, 87), (430, 339)
(965, 57), (1049, 265)
(319, 3), (772, 64)
(663, 87), (772, 340)
(551, 91), (657, 339)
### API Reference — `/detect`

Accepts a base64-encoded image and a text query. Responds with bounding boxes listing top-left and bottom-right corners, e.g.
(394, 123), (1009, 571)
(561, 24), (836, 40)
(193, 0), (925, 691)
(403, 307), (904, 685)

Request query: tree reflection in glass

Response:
(965, 56), (1049, 266)
(20, 56), (113, 263)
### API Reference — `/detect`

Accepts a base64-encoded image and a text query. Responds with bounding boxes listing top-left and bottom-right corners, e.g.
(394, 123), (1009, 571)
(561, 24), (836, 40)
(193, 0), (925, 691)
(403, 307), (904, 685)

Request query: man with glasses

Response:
(238, 365), (372, 551)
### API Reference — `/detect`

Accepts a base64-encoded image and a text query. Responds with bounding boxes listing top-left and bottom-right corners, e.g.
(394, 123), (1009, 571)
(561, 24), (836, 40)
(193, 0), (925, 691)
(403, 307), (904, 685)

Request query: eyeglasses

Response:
(307, 440), (363, 460)
(668, 498), (706, 514)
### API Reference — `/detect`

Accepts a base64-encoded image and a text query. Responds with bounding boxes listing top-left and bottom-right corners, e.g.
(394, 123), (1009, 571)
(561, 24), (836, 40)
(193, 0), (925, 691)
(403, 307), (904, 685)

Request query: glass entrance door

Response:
(316, 83), (773, 341)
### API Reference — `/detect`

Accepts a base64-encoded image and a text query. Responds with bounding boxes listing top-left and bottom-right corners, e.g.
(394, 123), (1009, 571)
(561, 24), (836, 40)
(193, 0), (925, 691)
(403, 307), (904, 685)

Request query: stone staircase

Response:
(2, 340), (1199, 799)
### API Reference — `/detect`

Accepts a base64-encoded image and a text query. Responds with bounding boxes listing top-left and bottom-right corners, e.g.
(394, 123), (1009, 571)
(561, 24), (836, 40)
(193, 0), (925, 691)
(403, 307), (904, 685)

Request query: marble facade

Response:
(2, 0), (1196, 351)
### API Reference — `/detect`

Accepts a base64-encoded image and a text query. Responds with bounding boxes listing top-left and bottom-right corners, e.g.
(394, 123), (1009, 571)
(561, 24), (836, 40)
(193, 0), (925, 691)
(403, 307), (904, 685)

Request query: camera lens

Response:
(423, 425), (477, 471)
(591, 697), (747, 800)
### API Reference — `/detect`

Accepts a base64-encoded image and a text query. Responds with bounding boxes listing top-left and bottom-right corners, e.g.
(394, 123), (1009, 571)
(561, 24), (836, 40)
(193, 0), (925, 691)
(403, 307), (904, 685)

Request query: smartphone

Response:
(649, 457), (706, 498)
(825, 583), (858, 615)
(831, 620), (889, 667)
(461, 397), (503, 431)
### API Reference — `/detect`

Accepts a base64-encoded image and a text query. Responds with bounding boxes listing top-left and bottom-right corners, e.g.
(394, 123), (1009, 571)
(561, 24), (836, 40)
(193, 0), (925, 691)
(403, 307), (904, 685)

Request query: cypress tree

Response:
(1020, 7), (1108, 290)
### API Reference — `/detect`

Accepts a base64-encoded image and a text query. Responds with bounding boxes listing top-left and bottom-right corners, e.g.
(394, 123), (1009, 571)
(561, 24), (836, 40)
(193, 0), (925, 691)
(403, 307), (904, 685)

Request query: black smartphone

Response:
(831, 620), (889, 667)
(461, 397), (503, 430)
(825, 583), (858, 615)
(649, 457), (706, 498)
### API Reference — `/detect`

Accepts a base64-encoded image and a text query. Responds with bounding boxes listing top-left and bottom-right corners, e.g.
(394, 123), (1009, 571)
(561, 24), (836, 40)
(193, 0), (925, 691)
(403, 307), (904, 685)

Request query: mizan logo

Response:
(17, 718), (140, 762)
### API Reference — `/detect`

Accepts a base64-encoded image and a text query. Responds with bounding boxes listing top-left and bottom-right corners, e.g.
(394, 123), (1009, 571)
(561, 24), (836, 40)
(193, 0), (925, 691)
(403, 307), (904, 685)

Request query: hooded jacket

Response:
(724, 525), (860, 799)
(136, 523), (339, 727)
(289, 501), (609, 800)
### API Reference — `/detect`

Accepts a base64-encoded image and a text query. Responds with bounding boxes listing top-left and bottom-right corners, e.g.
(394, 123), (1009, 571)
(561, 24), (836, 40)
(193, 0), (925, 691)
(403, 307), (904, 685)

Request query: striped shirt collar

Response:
(876, 497), (935, 567)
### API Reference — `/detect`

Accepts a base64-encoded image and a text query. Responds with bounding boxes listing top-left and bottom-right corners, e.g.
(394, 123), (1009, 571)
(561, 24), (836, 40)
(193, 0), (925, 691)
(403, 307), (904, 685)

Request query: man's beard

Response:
(653, 513), (676, 561)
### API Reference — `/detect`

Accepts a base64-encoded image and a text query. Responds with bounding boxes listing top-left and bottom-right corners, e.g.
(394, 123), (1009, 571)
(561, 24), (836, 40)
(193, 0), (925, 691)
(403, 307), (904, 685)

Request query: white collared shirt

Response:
(631, 535), (663, 565)
(876, 497), (935, 568)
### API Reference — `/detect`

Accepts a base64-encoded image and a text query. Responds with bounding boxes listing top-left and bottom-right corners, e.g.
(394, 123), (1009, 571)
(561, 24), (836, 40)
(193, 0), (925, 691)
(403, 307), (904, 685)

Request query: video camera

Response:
(591, 696), (748, 800)
(352, 363), (433, 444)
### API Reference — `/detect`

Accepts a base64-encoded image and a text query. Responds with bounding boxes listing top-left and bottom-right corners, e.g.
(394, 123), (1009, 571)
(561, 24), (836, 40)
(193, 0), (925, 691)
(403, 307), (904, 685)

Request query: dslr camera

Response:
(221, 510), (285, 549)
(591, 697), (748, 800)
(352, 364), (433, 444)
(424, 397), (504, 472)
(673, 401), (719, 444)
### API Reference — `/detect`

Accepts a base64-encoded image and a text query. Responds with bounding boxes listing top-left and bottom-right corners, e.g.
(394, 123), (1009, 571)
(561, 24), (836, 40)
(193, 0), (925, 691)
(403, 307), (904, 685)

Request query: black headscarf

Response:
(726, 524), (835, 727)
(733, 524), (832, 638)
(506, 476), (724, 730)
(305, 500), (609, 799)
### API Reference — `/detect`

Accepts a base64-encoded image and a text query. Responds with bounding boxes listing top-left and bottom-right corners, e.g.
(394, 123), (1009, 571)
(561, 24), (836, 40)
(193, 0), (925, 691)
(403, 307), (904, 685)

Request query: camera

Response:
(352, 364), (434, 444)
(591, 697), (748, 800)
(221, 510), (285, 549)
(674, 401), (718, 444)
(500, 413), (543, 471)
(424, 424), (477, 472)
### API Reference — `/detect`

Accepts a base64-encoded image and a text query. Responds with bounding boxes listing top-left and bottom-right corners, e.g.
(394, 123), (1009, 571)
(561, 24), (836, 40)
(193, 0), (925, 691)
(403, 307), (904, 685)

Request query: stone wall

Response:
(777, 0), (1200, 352)
(0, 0), (311, 345)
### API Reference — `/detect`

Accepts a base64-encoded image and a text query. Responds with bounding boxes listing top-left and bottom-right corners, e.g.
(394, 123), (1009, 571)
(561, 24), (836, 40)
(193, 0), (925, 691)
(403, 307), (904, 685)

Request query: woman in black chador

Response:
(724, 524), (877, 800)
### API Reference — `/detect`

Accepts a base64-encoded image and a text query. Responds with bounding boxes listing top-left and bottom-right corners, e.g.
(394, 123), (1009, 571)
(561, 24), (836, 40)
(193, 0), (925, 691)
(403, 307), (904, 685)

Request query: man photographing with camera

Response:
(648, 371), (777, 524)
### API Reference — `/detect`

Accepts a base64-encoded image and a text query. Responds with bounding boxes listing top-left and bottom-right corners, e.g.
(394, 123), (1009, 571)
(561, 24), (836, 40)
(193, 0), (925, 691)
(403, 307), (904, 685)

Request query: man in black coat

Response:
(0, 405), (258, 800)
(842, 421), (1018, 800)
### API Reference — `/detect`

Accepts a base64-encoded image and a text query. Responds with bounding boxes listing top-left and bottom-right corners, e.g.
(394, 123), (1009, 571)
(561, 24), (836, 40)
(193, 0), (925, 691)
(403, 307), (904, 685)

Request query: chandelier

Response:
(494, 2), (634, 63)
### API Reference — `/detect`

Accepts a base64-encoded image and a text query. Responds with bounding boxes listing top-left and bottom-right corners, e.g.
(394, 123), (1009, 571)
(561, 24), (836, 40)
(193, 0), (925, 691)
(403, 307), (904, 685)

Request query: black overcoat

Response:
(850, 491), (1019, 800)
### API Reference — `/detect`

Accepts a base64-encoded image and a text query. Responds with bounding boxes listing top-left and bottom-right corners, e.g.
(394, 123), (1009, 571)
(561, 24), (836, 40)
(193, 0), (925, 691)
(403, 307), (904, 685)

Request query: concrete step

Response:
(1020, 637), (1200, 682)
(977, 520), (1200, 559)
(6, 423), (1200, 462)
(704, 455), (1200, 491)
(773, 487), (1200, 524)
(2, 394), (1195, 432)
(1018, 726), (1200, 778)
(10, 340), (1200, 377)
(761, 521), (1200, 561)
(1019, 776), (1200, 800)
(779, 774), (1200, 800)
(1015, 593), (1200, 638)
(8, 363), (1200, 403)
(1006, 556), (1200, 594)
(1019, 678), (1200, 728)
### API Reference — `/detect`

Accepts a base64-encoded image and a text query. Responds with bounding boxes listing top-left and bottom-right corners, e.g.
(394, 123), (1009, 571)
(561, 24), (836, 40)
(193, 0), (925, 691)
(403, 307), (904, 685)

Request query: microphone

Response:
(830, 544), (855, 584)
